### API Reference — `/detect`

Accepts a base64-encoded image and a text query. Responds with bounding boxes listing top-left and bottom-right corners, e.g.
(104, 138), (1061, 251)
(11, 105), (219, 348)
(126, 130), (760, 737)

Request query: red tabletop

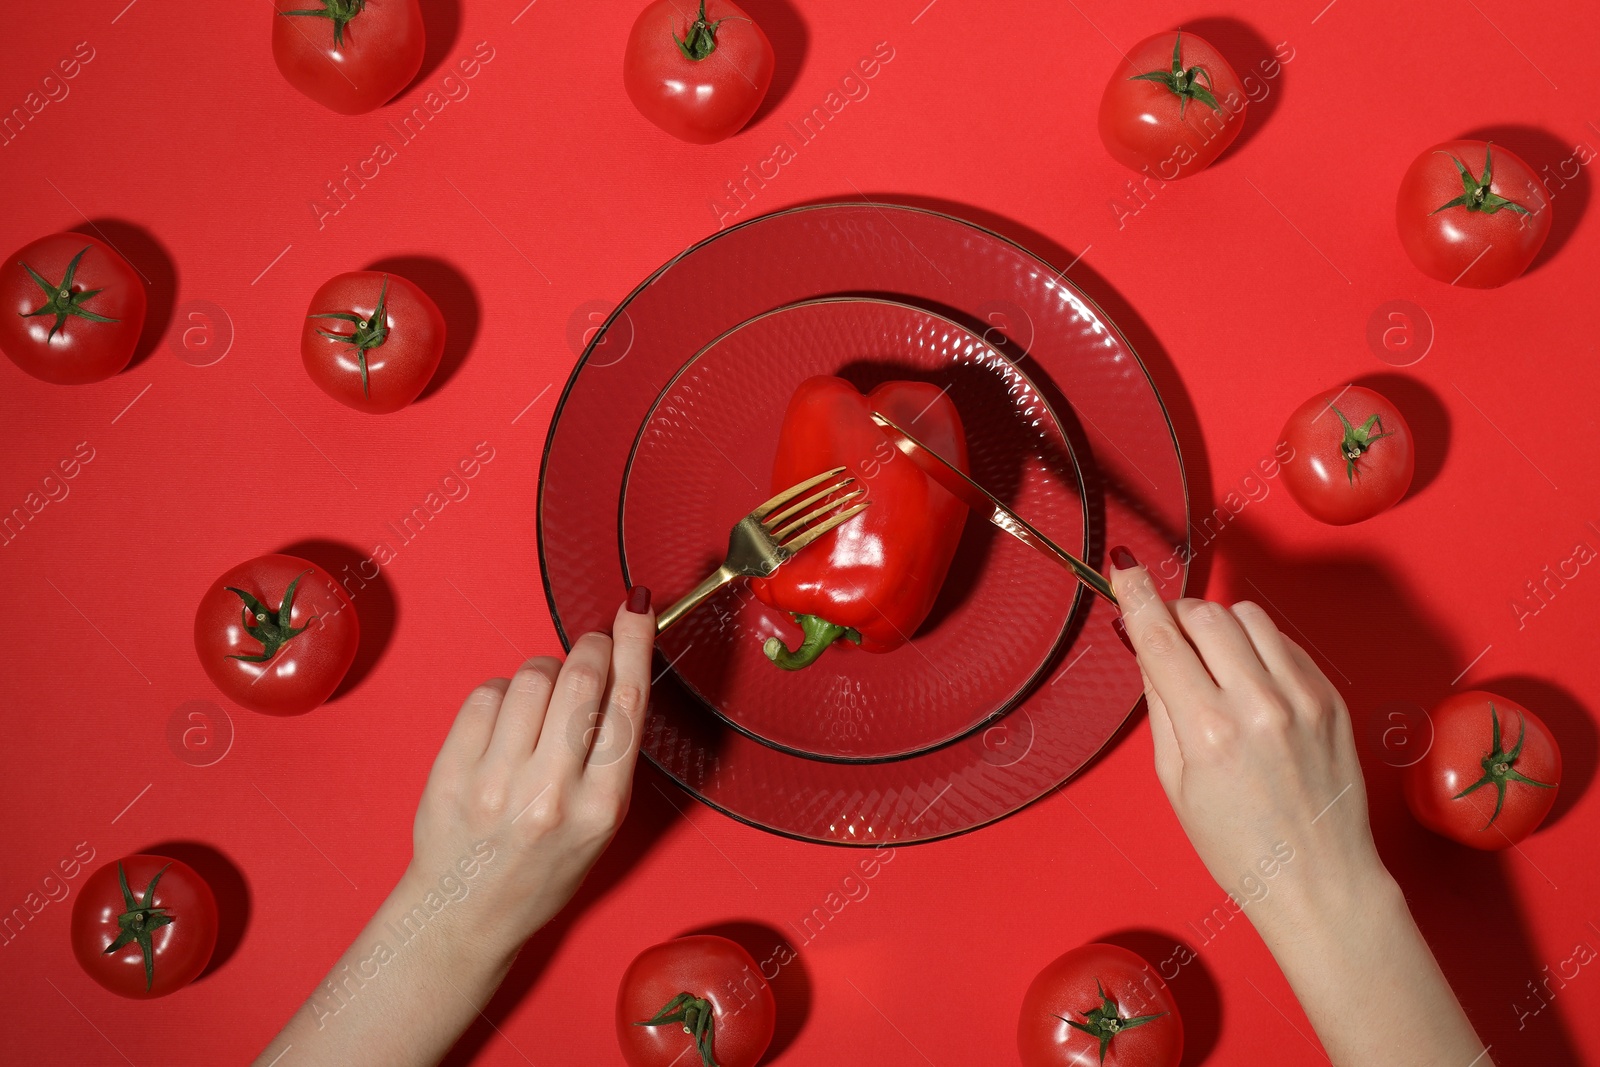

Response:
(3, 1), (1597, 1064)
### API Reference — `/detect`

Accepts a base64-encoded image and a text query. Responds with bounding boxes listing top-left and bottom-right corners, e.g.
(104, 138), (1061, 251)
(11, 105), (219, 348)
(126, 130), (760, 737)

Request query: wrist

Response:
(387, 863), (518, 986)
(1250, 852), (1401, 951)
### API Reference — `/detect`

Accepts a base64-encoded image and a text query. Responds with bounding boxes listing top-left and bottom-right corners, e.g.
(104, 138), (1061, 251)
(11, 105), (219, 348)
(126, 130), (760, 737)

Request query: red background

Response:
(3, 0), (1598, 1063)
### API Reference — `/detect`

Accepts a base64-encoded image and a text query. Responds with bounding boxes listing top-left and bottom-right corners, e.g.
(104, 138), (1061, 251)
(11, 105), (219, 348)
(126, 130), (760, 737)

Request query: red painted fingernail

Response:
(626, 585), (652, 614)
(1110, 545), (1139, 571)
(1111, 617), (1135, 655)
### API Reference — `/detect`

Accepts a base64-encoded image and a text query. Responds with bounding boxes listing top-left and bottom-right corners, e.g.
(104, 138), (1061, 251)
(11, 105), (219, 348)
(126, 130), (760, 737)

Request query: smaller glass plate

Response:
(620, 298), (1087, 762)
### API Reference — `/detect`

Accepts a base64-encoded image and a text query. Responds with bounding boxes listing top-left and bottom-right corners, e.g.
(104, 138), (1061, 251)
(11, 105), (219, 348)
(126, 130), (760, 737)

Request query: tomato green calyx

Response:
(280, 0), (367, 48)
(226, 570), (317, 664)
(1128, 33), (1220, 118)
(763, 612), (863, 671)
(104, 861), (175, 992)
(1452, 703), (1555, 830)
(635, 991), (721, 1067)
(308, 275), (390, 398)
(1058, 979), (1169, 1066)
(1331, 404), (1394, 485)
(673, 0), (748, 62)
(1431, 143), (1532, 217)
(18, 246), (121, 343)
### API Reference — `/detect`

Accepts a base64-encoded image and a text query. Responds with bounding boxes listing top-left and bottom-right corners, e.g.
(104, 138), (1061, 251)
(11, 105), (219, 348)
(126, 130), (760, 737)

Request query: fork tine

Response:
(772, 488), (867, 542)
(780, 501), (869, 553)
(753, 466), (848, 518)
(763, 477), (856, 531)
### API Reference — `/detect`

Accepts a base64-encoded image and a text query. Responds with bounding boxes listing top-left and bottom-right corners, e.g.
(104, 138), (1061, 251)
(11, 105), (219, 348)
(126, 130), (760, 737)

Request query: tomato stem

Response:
(103, 862), (174, 992)
(635, 991), (721, 1067)
(279, 0), (367, 48)
(225, 570), (317, 664)
(1451, 703), (1555, 830)
(1430, 143), (1532, 216)
(308, 275), (390, 398)
(18, 246), (120, 343)
(672, 0), (748, 62)
(763, 612), (862, 671)
(1058, 979), (1169, 1066)
(1331, 404), (1394, 485)
(1128, 33), (1220, 118)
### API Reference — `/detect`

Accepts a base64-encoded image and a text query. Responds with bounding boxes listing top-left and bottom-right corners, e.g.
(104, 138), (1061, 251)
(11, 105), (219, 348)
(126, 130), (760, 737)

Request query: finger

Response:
(435, 678), (509, 769)
(1110, 560), (1217, 704)
(585, 594), (657, 788)
(484, 657), (562, 768)
(1228, 601), (1300, 678)
(1140, 666), (1185, 796)
(1170, 598), (1270, 690)
(528, 631), (614, 782)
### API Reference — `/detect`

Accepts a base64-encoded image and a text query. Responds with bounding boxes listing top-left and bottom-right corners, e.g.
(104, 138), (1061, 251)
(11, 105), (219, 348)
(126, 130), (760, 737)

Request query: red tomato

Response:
(194, 553), (359, 715)
(624, 0), (774, 144)
(1098, 32), (1246, 178)
(1396, 140), (1551, 288)
(71, 855), (218, 999)
(1405, 691), (1561, 850)
(1018, 943), (1182, 1067)
(615, 935), (775, 1067)
(1279, 385), (1414, 525)
(0, 233), (146, 384)
(271, 0), (425, 115)
(300, 271), (445, 413)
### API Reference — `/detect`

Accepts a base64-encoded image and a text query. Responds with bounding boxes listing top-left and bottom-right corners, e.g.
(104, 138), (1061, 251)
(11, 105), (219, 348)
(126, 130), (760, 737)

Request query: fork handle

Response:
(655, 565), (738, 634)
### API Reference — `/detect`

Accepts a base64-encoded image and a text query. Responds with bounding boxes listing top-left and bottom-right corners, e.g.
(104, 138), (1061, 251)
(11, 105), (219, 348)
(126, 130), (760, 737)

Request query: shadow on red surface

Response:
(1459, 124), (1591, 276)
(742, 0), (810, 129)
(1474, 674), (1595, 833)
(71, 218), (175, 375)
(276, 538), (400, 704)
(1351, 371), (1450, 501)
(1100, 927), (1222, 1067)
(681, 919), (812, 1061)
(140, 839), (251, 983)
(400, 0), (462, 96)
(364, 254), (481, 403)
(1180, 17), (1286, 169)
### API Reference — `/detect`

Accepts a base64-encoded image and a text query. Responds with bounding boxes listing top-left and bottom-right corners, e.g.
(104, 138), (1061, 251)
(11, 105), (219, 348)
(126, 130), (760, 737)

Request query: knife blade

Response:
(869, 411), (1117, 605)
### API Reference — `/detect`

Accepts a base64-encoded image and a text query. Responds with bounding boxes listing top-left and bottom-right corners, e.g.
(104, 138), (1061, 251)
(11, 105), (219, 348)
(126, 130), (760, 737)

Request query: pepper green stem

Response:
(763, 613), (862, 671)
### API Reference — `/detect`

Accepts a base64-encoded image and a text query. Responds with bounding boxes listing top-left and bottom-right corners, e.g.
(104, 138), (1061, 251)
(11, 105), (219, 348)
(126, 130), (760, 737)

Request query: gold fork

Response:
(654, 466), (869, 633)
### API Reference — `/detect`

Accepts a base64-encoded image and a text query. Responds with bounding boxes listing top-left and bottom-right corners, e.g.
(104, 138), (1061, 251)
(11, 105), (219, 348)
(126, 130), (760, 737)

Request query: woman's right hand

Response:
(1108, 546), (1490, 1066)
(1107, 547), (1388, 925)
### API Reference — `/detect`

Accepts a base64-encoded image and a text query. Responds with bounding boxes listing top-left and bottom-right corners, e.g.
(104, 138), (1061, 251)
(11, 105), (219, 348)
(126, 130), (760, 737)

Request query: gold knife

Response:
(870, 411), (1117, 605)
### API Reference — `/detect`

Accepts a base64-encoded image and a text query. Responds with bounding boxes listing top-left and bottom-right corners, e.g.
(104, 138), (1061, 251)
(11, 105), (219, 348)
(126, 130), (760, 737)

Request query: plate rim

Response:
(536, 200), (1191, 845)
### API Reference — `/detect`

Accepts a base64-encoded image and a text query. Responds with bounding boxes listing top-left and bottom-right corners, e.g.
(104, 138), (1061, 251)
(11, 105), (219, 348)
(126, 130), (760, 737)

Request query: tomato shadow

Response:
(1210, 520), (1584, 1067)
(1098, 928), (1220, 1067)
(680, 919), (811, 1061)
(71, 218), (175, 375)
(364, 255), (480, 402)
(1473, 673), (1595, 831)
(1350, 372), (1449, 501)
(1178, 18), (1285, 167)
(1459, 124), (1588, 275)
(440, 760), (685, 1067)
(139, 839), (249, 982)
(400, 0), (462, 94)
(742, 0), (809, 127)
(275, 538), (398, 703)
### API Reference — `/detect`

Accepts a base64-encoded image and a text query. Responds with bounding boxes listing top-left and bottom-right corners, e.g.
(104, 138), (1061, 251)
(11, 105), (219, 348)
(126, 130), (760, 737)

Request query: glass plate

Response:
(619, 297), (1087, 762)
(539, 203), (1188, 845)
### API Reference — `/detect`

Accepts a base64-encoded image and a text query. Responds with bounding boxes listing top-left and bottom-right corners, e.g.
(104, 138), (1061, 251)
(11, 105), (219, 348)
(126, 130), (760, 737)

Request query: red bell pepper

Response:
(750, 375), (969, 670)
